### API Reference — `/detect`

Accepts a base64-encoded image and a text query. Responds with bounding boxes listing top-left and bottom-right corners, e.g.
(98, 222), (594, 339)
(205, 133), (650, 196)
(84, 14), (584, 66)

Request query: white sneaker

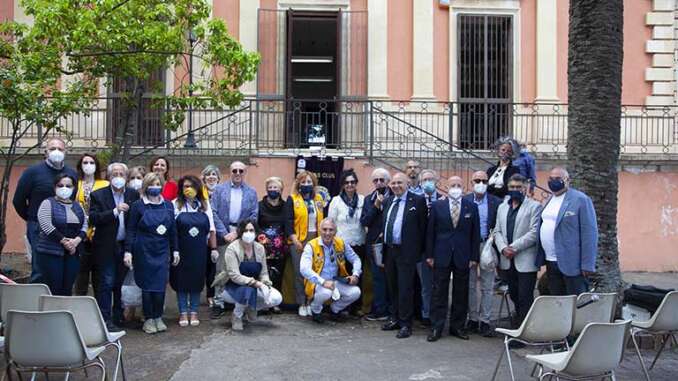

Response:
(305, 305), (312, 316)
(232, 315), (244, 331)
(298, 305), (308, 317)
(143, 319), (158, 334)
(155, 318), (167, 332)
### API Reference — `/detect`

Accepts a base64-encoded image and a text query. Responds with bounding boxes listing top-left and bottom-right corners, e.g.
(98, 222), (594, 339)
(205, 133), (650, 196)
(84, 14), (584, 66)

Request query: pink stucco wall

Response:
(387, 0), (414, 100)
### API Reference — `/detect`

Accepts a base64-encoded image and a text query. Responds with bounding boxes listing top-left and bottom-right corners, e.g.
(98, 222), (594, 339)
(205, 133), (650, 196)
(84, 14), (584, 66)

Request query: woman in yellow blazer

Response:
(73, 153), (109, 296)
(286, 171), (325, 317)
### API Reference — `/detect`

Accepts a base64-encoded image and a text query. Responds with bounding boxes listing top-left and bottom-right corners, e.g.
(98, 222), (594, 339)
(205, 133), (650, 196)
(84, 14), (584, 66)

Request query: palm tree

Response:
(567, 0), (624, 293)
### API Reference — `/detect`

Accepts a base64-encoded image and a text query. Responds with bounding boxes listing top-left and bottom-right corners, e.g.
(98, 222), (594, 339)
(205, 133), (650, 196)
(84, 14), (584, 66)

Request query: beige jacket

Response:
(212, 239), (272, 288)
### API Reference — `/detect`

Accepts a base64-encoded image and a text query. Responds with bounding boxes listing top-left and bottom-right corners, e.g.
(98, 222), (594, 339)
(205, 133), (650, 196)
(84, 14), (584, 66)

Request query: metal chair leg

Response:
(610, 370), (617, 381)
(530, 346), (547, 378)
(631, 331), (651, 381)
(649, 334), (669, 370)
(98, 357), (108, 381)
(490, 337), (507, 381)
(117, 341), (127, 381)
(505, 339), (516, 381)
(64, 371), (70, 381)
(111, 341), (124, 381)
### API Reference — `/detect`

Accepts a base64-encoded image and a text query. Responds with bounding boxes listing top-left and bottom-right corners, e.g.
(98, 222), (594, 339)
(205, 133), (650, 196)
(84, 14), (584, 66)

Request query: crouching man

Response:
(300, 218), (362, 323)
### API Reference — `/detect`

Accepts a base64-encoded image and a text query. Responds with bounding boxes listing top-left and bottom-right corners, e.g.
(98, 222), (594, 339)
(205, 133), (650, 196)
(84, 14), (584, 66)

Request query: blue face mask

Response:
(147, 186), (162, 197)
(508, 190), (524, 203)
(422, 181), (436, 195)
(548, 179), (566, 193)
(300, 185), (313, 195)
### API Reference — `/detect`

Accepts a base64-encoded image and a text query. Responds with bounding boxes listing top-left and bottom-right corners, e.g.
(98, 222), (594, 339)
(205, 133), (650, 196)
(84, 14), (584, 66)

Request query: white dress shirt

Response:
(229, 184), (243, 224)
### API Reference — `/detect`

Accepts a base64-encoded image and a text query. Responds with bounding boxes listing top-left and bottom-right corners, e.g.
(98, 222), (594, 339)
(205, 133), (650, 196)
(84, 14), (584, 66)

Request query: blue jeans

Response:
(27, 221), (43, 283)
(367, 244), (390, 315)
(416, 261), (433, 319)
(38, 252), (80, 296)
(142, 291), (165, 319)
(95, 244), (127, 324)
(177, 292), (201, 314)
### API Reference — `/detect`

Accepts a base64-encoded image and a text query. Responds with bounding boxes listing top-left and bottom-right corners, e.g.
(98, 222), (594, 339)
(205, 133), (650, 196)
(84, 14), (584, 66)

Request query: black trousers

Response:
(74, 242), (98, 296)
(546, 261), (589, 296)
(505, 261), (537, 326)
(430, 263), (469, 332)
(205, 249), (216, 299)
(384, 245), (417, 328)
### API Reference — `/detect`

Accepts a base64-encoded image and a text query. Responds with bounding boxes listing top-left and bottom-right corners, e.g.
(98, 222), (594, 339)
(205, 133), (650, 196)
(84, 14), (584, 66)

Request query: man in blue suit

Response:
(538, 167), (598, 295)
(426, 176), (481, 342)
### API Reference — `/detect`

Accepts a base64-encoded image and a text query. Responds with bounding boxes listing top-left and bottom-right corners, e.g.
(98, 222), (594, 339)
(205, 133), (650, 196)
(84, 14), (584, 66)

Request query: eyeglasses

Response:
(232, 169), (244, 174)
(372, 178), (386, 183)
(472, 179), (489, 184)
(344, 180), (357, 185)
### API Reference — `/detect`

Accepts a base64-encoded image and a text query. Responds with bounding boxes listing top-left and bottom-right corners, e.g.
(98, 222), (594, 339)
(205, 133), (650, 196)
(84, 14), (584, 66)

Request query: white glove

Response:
(210, 249), (219, 263)
(172, 252), (180, 266)
(123, 252), (133, 268)
(331, 287), (341, 301)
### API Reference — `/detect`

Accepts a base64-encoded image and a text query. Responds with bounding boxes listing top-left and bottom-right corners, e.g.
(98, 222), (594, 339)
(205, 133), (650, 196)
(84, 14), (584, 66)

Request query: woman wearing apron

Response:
(213, 220), (282, 331)
(201, 164), (222, 307)
(171, 175), (217, 327)
(124, 172), (179, 334)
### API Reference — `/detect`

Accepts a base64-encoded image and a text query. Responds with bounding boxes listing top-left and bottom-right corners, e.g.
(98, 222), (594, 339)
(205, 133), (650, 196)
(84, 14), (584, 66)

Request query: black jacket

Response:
(360, 189), (391, 245)
(381, 192), (428, 263)
(462, 192), (502, 236)
(89, 186), (140, 258)
(486, 161), (520, 199)
(425, 198), (481, 269)
(258, 196), (292, 238)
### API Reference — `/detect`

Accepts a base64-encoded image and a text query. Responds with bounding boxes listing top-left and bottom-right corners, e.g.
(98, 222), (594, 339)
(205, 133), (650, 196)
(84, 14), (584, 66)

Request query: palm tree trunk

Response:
(567, 0), (624, 293)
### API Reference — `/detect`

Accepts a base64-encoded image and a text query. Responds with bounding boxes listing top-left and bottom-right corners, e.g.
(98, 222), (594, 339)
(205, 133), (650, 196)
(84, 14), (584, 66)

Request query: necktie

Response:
(385, 198), (401, 244)
(451, 199), (460, 228)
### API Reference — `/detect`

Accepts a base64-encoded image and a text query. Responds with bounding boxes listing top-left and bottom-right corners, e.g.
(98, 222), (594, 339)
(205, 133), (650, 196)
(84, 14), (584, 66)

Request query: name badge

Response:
(188, 227), (199, 237)
(156, 224), (167, 235)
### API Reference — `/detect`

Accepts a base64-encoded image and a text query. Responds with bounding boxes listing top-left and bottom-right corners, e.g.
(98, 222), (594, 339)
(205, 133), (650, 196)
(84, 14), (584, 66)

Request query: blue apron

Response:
(170, 209), (210, 292)
(223, 258), (262, 309)
(133, 203), (174, 292)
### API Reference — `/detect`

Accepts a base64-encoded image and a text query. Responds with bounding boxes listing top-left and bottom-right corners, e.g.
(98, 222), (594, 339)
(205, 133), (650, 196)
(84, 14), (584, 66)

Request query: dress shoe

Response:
(449, 328), (470, 340)
(381, 320), (400, 331)
(329, 310), (348, 322)
(365, 312), (389, 321)
(106, 321), (123, 333)
(427, 328), (442, 342)
(466, 319), (479, 333)
(312, 312), (325, 324)
(479, 322), (495, 337)
(396, 326), (412, 339)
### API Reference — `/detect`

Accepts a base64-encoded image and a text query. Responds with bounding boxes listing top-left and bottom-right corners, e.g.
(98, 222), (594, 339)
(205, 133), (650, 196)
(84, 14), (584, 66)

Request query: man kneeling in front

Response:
(300, 218), (362, 323)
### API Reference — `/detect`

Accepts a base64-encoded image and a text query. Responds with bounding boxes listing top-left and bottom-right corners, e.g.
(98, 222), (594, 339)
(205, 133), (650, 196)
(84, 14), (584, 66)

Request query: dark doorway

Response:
(286, 10), (340, 148)
(458, 15), (513, 150)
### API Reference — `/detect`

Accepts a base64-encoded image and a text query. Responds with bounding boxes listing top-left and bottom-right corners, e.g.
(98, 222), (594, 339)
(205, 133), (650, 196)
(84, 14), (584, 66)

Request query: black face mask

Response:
(508, 190), (525, 204)
(377, 187), (387, 195)
(548, 179), (566, 193)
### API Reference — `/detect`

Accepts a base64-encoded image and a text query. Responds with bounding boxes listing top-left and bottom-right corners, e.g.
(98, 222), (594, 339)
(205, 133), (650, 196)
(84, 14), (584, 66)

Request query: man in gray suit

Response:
(493, 174), (541, 327)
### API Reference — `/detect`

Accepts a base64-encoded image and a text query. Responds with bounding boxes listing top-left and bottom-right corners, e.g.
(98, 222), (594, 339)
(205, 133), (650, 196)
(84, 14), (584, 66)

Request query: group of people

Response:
(12, 136), (598, 342)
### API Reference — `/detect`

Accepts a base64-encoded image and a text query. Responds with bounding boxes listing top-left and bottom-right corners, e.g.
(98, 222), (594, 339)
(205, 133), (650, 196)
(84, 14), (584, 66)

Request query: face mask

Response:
(147, 186), (162, 197)
(48, 150), (65, 164)
(448, 187), (463, 199)
(548, 179), (566, 193)
(509, 190), (525, 203)
(242, 231), (256, 244)
(300, 185), (313, 195)
(82, 163), (96, 176)
(267, 190), (281, 199)
(111, 176), (126, 189)
(56, 186), (73, 199)
(473, 182), (487, 195)
(183, 187), (197, 199)
(129, 179), (143, 190)
(377, 187), (387, 195)
(500, 153), (511, 161)
(422, 181), (436, 195)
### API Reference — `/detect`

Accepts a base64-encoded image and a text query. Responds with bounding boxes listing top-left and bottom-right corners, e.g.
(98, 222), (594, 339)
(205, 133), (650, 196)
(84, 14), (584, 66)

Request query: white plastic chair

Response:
(0, 283), (51, 328)
(572, 292), (617, 335)
(4, 310), (106, 381)
(527, 320), (630, 380)
(40, 295), (127, 381)
(629, 290), (678, 381)
(491, 295), (577, 381)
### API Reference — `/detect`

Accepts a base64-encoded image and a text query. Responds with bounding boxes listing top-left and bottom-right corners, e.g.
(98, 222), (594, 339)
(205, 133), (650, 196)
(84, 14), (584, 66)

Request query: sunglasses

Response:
(473, 179), (489, 184)
(372, 178), (386, 183)
(344, 180), (357, 185)
(232, 169), (244, 174)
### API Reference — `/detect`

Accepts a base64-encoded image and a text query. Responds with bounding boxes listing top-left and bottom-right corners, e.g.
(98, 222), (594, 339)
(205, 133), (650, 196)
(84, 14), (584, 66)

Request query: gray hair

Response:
(552, 167), (570, 180)
(419, 169), (439, 181)
(201, 164), (221, 179)
(370, 167), (391, 181)
(107, 162), (128, 178)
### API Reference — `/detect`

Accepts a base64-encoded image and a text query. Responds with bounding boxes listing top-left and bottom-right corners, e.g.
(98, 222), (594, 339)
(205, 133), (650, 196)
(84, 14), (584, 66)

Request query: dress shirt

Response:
(228, 183), (243, 224)
(506, 202), (522, 244)
(540, 193), (566, 261)
(112, 189), (126, 241)
(473, 193), (489, 240)
(385, 191), (407, 245)
(300, 240), (362, 286)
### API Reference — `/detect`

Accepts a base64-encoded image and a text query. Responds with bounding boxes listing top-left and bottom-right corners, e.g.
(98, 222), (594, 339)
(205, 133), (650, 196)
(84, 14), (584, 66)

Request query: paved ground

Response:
(1, 265), (677, 380)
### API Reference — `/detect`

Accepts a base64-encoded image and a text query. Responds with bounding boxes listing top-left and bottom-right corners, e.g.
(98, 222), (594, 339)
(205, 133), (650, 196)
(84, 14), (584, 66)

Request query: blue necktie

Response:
(385, 198), (401, 244)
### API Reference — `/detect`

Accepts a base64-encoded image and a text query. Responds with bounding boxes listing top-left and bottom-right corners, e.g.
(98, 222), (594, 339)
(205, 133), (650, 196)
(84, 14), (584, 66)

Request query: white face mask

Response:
(82, 163), (96, 175)
(56, 186), (73, 199)
(48, 150), (65, 164)
(129, 179), (143, 190)
(473, 182), (487, 195)
(242, 231), (256, 244)
(111, 176), (126, 189)
(448, 187), (463, 200)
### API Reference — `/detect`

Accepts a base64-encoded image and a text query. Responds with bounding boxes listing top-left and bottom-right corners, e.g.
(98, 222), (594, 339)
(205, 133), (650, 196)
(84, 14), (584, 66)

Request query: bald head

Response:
(319, 218), (337, 245)
(390, 172), (409, 196)
(230, 161), (247, 186)
(448, 176), (463, 188)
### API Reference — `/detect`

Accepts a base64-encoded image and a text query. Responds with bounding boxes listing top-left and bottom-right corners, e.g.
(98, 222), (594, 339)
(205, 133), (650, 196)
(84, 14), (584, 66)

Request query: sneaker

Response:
(155, 318), (167, 332)
(298, 305), (309, 317)
(210, 305), (225, 320)
(467, 320), (479, 333)
(189, 312), (200, 326)
(305, 305), (312, 316)
(142, 319), (158, 334)
(179, 313), (189, 327)
(245, 308), (257, 322)
(311, 312), (325, 324)
(365, 312), (389, 321)
(232, 315), (244, 331)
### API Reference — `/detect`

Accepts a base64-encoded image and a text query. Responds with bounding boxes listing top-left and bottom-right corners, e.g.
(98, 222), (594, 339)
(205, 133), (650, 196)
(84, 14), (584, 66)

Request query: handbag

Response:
(480, 229), (498, 271)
